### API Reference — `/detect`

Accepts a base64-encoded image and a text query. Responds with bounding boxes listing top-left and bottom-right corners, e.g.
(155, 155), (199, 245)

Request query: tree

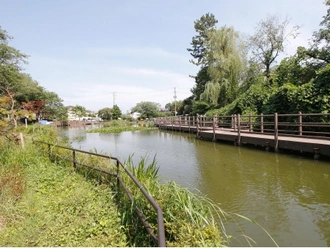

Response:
(249, 15), (299, 80)
(112, 105), (122, 120)
(0, 27), (28, 129)
(131, 101), (161, 119)
(190, 67), (210, 101)
(200, 26), (247, 106)
(165, 100), (183, 115)
(303, 0), (330, 65)
(187, 13), (218, 67)
(71, 105), (86, 119)
(98, 107), (112, 120)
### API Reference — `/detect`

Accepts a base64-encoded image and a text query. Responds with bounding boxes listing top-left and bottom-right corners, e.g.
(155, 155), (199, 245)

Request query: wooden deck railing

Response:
(155, 112), (330, 143)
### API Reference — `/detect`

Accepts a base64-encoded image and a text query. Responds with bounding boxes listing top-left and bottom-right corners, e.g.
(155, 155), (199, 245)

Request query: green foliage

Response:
(87, 120), (156, 133)
(191, 101), (210, 115)
(275, 54), (318, 87)
(71, 105), (86, 118)
(206, 80), (272, 116)
(187, 13), (218, 66)
(305, 0), (330, 64)
(112, 105), (122, 119)
(165, 100), (183, 115)
(202, 26), (247, 106)
(98, 107), (112, 120)
(118, 156), (227, 247)
(131, 101), (161, 119)
(0, 128), (127, 247)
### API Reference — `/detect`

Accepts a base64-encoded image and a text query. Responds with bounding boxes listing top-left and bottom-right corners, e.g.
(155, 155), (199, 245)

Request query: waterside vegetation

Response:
(87, 119), (157, 133)
(0, 125), (234, 246)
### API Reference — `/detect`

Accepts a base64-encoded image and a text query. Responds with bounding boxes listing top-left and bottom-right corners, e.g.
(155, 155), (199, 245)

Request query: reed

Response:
(117, 155), (228, 247)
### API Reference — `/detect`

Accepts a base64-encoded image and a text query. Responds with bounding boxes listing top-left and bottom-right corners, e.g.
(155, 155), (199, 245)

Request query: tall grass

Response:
(0, 125), (127, 246)
(117, 156), (228, 247)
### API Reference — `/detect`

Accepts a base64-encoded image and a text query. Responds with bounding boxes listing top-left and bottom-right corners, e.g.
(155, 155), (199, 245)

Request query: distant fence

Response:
(34, 140), (166, 247)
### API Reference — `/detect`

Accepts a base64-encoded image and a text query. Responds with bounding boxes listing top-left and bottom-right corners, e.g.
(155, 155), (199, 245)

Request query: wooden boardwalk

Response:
(156, 113), (330, 158)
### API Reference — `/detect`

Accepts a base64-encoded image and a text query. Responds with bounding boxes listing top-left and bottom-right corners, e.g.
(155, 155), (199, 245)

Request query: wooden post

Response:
(72, 150), (76, 171)
(233, 115), (237, 131)
(116, 160), (120, 189)
(299, 111), (302, 136)
(274, 113), (278, 152)
(19, 133), (24, 148)
(237, 114), (241, 145)
(261, 113), (264, 133)
(193, 116), (195, 130)
(188, 116), (191, 133)
(213, 115), (216, 141)
(179, 116), (182, 132)
(196, 115), (200, 138)
(249, 114), (252, 132)
(171, 116), (174, 131)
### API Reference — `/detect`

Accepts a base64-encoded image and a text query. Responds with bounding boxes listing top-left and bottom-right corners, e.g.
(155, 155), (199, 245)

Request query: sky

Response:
(0, 0), (328, 113)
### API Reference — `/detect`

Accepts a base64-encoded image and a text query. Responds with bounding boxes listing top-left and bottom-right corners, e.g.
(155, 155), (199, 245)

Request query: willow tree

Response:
(200, 26), (247, 106)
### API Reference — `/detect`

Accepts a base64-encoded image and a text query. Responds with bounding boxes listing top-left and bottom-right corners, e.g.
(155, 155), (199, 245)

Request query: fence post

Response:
(116, 159), (120, 189)
(188, 116), (191, 133)
(237, 114), (241, 145)
(261, 113), (264, 133)
(274, 113), (278, 152)
(72, 150), (76, 171)
(213, 115), (216, 141)
(179, 116), (182, 132)
(197, 115), (200, 138)
(233, 115), (237, 131)
(193, 116), (195, 131)
(299, 111), (302, 136)
(249, 114), (252, 132)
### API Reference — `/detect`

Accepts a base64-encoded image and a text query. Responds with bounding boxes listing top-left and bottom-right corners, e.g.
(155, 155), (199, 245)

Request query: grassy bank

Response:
(87, 120), (157, 133)
(0, 127), (127, 246)
(1, 125), (232, 246)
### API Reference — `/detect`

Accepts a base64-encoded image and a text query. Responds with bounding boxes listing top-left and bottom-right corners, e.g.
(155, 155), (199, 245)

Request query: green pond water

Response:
(59, 127), (330, 247)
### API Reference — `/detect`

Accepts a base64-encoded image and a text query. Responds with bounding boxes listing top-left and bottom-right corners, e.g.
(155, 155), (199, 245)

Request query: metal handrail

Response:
(34, 140), (166, 247)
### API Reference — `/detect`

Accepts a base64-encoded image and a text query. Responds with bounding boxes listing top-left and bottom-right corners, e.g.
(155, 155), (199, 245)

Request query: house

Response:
(130, 112), (141, 120)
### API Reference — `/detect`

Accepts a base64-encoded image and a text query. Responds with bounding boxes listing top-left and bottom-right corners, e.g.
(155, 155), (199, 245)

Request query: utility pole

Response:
(113, 92), (116, 107)
(174, 87), (177, 116)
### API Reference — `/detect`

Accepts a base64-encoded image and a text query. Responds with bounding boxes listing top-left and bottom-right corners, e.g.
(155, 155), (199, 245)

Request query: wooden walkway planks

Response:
(158, 124), (330, 157)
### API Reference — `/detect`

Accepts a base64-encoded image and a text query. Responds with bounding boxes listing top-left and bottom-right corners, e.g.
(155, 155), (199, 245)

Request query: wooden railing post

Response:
(116, 159), (120, 189)
(261, 113), (264, 133)
(188, 116), (191, 132)
(197, 115), (200, 138)
(274, 113), (278, 152)
(179, 116), (182, 131)
(237, 114), (241, 145)
(233, 115), (237, 131)
(212, 115), (216, 141)
(299, 111), (302, 136)
(249, 114), (252, 132)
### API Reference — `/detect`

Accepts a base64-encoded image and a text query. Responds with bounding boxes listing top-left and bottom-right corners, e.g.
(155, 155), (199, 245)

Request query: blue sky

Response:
(1, 0), (328, 113)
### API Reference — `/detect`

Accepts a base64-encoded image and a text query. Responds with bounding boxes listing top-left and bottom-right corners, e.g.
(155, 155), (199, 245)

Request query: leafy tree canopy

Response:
(131, 101), (161, 119)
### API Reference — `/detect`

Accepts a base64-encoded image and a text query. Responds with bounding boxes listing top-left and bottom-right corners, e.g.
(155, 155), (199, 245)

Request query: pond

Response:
(59, 127), (330, 247)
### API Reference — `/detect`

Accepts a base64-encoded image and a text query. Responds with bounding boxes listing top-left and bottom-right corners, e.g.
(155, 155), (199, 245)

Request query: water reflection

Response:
(59, 127), (330, 247)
